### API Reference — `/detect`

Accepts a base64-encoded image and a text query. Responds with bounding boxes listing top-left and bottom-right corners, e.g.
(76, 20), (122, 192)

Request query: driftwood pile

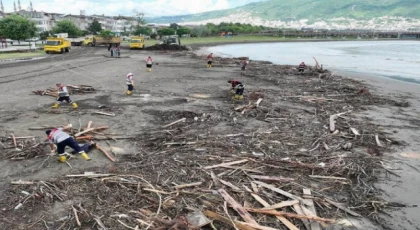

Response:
(0, 135), (46, 160)
(32, 85), (96, 97)
(0, 56), (410, 229)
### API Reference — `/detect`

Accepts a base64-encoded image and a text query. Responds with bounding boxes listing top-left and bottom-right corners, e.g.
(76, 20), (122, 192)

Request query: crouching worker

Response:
(46, 124), (91, 163)
(52, 83), (78, 109)
(298, 62), (306, 73)
(228, 80), (245, 100)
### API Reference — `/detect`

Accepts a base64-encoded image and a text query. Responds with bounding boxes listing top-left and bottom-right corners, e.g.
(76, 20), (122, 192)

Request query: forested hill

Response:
(147, 0), (420, 30)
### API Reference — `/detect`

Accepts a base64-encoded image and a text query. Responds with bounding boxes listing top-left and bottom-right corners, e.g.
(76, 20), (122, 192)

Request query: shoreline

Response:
(187, 37), (404, 50)
(193, 40), (420, 86)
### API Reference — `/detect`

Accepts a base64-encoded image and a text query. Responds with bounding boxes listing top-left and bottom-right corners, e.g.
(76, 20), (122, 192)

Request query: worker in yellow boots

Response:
(52, 83), (78, 109)
(228, 80), (245, 100)
(46, 124), (91, 163)
(126, 73), (134, 95)
(146, 56), (153, 72)
(207, 53), (214, 68)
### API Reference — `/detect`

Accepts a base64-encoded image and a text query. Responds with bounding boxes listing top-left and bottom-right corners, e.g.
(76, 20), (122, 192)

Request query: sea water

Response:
(206, 40), (420, 84)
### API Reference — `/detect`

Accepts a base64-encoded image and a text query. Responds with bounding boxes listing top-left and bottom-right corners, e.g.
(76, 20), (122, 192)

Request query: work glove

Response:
(68, 124), (73, 128)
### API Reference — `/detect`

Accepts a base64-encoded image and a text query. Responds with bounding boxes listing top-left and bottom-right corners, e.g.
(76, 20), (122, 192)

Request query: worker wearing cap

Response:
(228, 80), (245, 100)
(46, 124), (91, 163)
(146, 56), (153, 72)
(126, 73), (134, 95)
(52, 83), (78, 109)
(207, 53), (214, 68)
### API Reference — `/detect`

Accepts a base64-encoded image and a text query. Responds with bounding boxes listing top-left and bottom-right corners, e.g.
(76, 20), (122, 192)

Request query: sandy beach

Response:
(0, 45), (418, 229)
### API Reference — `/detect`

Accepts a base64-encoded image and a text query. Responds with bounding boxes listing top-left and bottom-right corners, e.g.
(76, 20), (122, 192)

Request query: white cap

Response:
(127, 73), (133, 76)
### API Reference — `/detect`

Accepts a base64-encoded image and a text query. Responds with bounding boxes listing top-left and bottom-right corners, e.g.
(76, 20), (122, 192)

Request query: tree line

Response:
(0, 14), (271, 42)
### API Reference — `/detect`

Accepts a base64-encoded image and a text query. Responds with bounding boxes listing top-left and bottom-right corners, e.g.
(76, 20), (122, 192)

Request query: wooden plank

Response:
(96, 145), (116, 162)
(293, 204), (310, 229)
(219, 179), (241, 192)
(252, 181), (310, 206)
(262, 200), (299, 210)
(204, 159), (248, 170)
(75, 127), (109, 137)
(162, 118), (186, 128)
(244, 186), (299, 230)
(324, 199), (361, 217)
(309, 175), (349, 181)
(246, 208), (335, 223)
(93, 111), (116, 117)
(303, 189), (321, 230)
(218, 189), (258, 225)
(173, 182), (202, 190)
(86, 121), (92, 129)
(203, 210), (256, 230)
(249, 175), (294, 182)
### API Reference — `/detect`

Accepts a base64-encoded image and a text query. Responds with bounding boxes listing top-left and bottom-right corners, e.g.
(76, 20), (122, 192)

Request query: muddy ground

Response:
(0, 46), (418, 230)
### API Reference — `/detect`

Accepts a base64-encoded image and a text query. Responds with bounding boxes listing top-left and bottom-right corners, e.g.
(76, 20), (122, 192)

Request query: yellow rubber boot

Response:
(52, 103), (59, 108)
(233, 95), (240, 100)
(72, 102), (78, 109)
(80, 152), (91, 161)
(126, 90), (132, 95)
(58, 155), (67, 163)
(239, 95), (244, 100)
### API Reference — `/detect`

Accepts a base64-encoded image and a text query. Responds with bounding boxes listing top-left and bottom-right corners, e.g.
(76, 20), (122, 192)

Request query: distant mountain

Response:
(147, 0), (420, 31)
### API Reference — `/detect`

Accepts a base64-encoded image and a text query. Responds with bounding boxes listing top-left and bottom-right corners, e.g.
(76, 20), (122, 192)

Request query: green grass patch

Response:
(0, 50), (45, 60)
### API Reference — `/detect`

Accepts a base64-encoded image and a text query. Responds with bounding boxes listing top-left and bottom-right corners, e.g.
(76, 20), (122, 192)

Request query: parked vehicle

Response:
(83, 36), (121, 47)
(44, 37), (71, 54)
(70, 37), (84, 46)
(25, 37), (39, 42)
(129, 36), (145, 49)
(5, 39), (13, 44)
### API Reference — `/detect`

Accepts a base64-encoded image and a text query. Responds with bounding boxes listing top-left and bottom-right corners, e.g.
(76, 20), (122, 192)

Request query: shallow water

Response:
(206, 40), (420, 84)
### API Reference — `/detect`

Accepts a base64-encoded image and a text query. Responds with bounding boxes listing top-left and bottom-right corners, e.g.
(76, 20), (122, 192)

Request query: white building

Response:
(18, 10), (63, 32)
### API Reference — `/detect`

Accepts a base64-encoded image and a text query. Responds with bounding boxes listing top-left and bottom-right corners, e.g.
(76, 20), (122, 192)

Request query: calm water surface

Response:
(206, 41), (420, 83)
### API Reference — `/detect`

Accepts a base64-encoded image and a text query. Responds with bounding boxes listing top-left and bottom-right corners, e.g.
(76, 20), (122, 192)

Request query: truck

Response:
(83, 36), (121, 47)
(161, 35), (180, 46)
(44, 37), (71, 54)
(69, 37), (84, 46)
(129, 36), (145, 49)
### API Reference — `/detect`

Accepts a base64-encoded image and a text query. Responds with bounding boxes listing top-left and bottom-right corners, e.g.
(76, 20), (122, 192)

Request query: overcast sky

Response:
(2, 0), (264, 16)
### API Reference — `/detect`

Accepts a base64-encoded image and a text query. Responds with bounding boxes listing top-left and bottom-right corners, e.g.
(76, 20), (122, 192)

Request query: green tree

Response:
(0, 15), (37, 42)
(157, 28), (176, 36)
(176, 27), (191, 36)
(39, 31), (50, 40)
(99, 30), (114, 38)
(87, 19), (102, 35)
(169, 23), (179, 29)
(51, 20), (82, 37)
(134, 26), (152, 36)
(191, 25), (211, 37)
